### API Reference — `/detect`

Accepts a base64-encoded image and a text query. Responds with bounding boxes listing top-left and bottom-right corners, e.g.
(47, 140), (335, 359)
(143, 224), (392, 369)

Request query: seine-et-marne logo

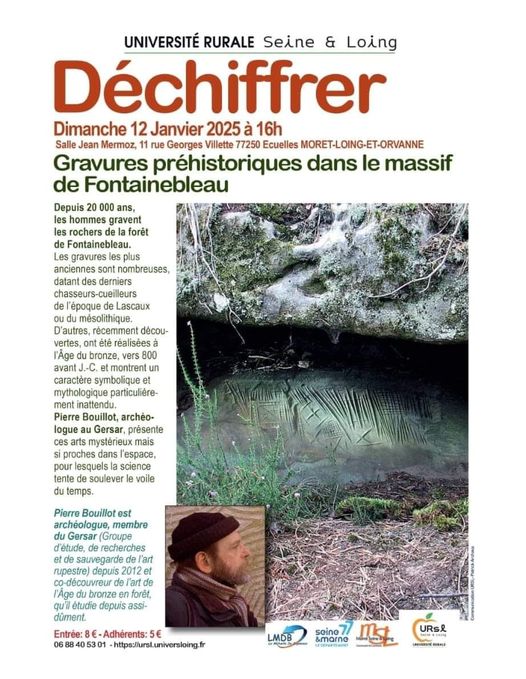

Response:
(315, 620), (354, 647)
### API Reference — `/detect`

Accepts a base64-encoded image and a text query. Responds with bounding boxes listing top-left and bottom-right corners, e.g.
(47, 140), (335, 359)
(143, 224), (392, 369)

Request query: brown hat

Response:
(168, 511), (240, 561)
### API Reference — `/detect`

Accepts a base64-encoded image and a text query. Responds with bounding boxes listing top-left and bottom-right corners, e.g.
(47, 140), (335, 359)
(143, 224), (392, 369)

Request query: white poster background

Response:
(4, 0), (523, 674)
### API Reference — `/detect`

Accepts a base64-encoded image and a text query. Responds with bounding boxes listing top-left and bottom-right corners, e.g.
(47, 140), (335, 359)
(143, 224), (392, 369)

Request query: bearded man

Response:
(165, 511), (259, 627)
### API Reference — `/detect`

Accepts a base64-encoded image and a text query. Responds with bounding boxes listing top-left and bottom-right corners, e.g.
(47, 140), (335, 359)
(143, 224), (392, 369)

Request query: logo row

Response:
(266, 610), (460, 649)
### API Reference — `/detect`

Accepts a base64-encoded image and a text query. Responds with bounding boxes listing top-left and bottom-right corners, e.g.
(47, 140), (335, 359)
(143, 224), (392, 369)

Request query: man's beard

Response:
(210, 557), (251, 587)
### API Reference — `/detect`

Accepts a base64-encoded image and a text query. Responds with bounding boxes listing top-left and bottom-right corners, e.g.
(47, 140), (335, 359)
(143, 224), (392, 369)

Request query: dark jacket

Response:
(165, 572), (259, 628)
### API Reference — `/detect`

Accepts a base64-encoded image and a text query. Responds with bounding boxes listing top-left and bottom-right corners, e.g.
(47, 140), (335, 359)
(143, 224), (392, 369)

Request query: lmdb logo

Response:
(267, 624), (308, 648)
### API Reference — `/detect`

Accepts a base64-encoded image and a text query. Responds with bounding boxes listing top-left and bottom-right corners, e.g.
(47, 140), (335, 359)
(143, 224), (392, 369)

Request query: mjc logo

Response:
(357, 623), (398, 647)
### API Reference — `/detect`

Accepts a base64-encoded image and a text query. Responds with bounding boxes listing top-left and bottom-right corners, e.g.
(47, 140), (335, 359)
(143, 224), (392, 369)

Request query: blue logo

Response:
(315, 620), (354, 647)
(267, 624), (308, 648)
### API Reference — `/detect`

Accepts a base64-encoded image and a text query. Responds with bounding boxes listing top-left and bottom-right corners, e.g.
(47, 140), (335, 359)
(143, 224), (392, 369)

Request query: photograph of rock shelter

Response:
(175, 203), (468, 621)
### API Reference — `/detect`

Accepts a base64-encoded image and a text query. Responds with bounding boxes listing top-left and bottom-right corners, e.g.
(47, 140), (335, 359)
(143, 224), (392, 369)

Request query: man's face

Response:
(208, 530), (251, 586)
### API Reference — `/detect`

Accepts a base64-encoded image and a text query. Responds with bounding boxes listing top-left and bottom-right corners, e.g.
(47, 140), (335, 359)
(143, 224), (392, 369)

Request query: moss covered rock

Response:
(177, 203), (468, 343)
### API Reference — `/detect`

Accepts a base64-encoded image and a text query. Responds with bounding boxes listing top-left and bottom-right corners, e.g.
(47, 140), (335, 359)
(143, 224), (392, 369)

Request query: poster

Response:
(4, 0), (523, 673)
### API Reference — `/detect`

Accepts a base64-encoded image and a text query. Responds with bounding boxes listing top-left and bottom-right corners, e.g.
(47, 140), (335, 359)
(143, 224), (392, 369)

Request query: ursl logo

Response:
(412, 612), (447, 647)
(315, 620), (354, 648)
(267, 624), (308, 648)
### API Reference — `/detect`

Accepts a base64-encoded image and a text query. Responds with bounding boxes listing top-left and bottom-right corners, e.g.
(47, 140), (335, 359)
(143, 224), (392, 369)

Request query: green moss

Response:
(251, 203), (311, 225)
(397, 203), (419, 213)
(432, 516), (460, 530)
(306, 294), (350, 330)
(454, 498), (468, 515)
(335, 495), (403, 524)
(383, 250), (407, 275)
(372, 210), (422, 292)
(252, 204), (289, 222)
(211, 222), (295, 292)
(376, 217), (414, 249)
(413, 499), (468, 531)
(302, 275), (329, 295)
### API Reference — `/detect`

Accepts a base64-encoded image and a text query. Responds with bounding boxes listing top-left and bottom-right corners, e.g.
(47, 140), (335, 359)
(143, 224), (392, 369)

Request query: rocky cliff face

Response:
(177, 203), (468, 344)
(179, 369), (468, 484)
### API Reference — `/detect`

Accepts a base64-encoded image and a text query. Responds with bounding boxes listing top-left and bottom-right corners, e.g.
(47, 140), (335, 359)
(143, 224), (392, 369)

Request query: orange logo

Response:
(412, 612), (446, 643)
(359, 623), (398, 647)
